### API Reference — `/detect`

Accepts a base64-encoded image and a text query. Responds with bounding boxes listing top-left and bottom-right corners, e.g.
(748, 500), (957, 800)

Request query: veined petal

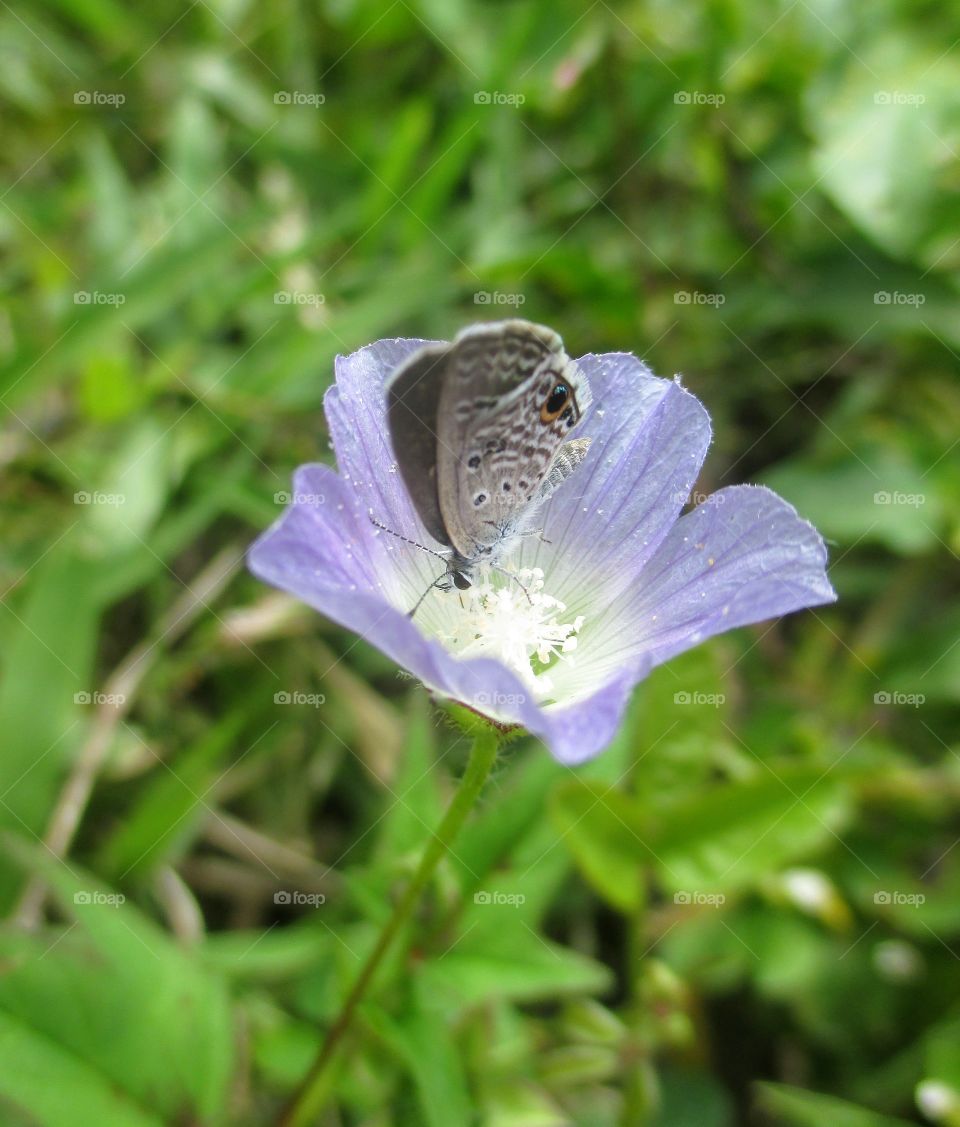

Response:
(562, 484), (837, 689)
(251, 463), (446, 617)
(523, 353), (711, 609)
(531, 662), (653, 765)
(325, 338), (442, 550)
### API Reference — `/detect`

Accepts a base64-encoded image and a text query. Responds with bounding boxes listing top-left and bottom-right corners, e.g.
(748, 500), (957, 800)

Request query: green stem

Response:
(622, 870), (653, 1126)
(278, 724), (501, 1127)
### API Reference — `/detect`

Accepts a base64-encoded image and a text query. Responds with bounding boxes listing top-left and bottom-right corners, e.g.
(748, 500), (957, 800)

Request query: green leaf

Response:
(763, 452), (945, 555)
(651, 1065), (734, 1127)
(95, 708), (252, 880)
(0, 1011), (163, 1127)
(374, 696), (442, 860)
(0, 850), (234, 1123)
(550, 781), (648, 913)
(925, 1017), (960, 1092)
(452, 750), (562, 888)
(0, 549), (102, 909)
(202, 923), (335, 984)
(808, 36), (960, 270)
(420, 923), (611, 1007)
(645, 765), (853, 895)
(369, 978), (472, 1127)
(552, 763), (852, 909)
(755, 1082), (917, 1127)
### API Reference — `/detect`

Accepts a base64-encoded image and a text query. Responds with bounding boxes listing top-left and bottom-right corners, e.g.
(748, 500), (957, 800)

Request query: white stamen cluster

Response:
(439, 567), (584, 697)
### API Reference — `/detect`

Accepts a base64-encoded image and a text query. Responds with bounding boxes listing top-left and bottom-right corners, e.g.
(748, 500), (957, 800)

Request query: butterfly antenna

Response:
(408, 572), (449, 619)
(368, 516), (454, 618)
(368, 515), (450, 564)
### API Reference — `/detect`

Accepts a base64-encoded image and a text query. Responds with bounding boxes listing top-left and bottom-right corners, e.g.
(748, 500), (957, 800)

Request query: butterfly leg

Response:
(516, 526), (552, 546)
(489, 564), (534, 606)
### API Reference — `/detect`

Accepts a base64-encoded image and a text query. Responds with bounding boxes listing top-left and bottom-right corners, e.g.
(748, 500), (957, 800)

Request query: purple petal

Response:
(325, 338), (442, 548)
(586, 485), (837, 672)
(532, 663), (653, 765)
(525, 353), (711, 607)
(251, 465), (377, 589)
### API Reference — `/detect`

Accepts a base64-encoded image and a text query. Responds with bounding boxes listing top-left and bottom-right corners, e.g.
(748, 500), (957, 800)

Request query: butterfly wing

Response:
(536, 437), (593, 504)
(436, 320), (592, 557)
(386, 342), (453, 547)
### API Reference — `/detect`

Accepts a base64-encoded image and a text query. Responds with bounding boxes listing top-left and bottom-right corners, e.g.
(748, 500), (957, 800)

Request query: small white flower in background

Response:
(782, 868), (834, 914)
(916, 1079), (960, 1124)
(773, 868), (851, 930)
(872, 939), (923, 982)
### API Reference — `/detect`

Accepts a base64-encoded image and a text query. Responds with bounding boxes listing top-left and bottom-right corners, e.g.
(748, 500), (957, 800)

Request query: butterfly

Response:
(381, 319), (593, 616)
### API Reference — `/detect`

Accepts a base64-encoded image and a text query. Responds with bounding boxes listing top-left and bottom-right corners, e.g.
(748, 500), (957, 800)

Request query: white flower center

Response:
(438, 567), (584, 698)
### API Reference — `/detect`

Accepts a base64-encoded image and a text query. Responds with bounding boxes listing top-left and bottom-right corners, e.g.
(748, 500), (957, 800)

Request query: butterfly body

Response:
(385, 320), (592, 609)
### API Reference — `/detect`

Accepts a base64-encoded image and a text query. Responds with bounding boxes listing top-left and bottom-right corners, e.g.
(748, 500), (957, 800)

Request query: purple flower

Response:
(248, 335), (836, 765)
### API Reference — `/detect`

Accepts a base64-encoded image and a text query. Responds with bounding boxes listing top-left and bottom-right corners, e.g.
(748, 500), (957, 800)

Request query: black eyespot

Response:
(518, 480), (528, 490)
(467, 454), (481, 469)
(540, 383), (571, 424)
(473, 493), (487, 507)
(502, 482), (511, 491)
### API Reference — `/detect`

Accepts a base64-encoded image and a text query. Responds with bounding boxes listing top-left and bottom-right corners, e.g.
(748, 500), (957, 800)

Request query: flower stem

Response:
(277, 724), (501, 1127)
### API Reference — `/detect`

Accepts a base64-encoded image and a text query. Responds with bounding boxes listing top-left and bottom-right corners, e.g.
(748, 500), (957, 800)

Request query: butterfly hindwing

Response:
(386, 342), (453, 547)
(385, 321), (592, 581)
(436, 322), (591, 555)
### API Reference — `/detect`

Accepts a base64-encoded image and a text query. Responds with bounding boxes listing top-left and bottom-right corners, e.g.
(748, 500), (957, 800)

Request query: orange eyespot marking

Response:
(540, 383), (571, 424)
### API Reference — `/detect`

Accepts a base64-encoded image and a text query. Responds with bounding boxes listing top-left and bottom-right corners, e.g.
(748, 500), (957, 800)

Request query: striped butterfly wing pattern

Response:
(435, 321), (592, 557)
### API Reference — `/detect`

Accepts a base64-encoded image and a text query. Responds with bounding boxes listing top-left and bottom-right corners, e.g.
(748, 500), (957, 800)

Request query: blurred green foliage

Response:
(1, 0), (959, 1124)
